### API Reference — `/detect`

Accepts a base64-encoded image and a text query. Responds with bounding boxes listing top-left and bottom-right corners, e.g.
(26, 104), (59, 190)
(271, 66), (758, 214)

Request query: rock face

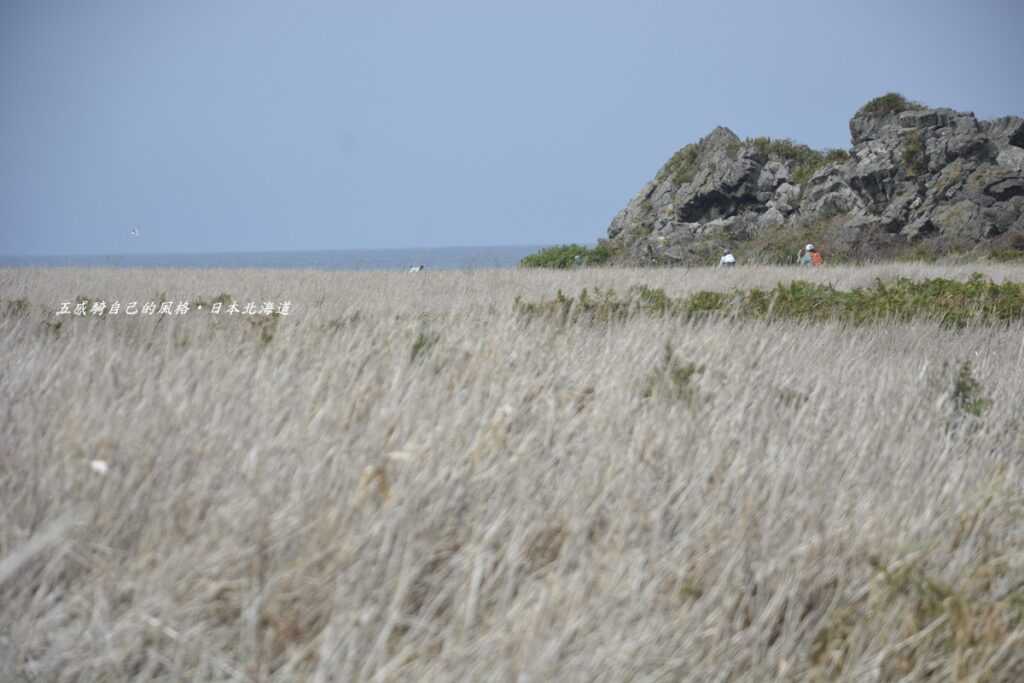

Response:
(604, 95), (1024, 263)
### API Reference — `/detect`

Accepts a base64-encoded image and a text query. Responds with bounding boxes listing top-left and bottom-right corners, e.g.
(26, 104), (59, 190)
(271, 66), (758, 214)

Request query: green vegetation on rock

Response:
(658, 144), (700, 186)
(746, 137), (851, 185)
(857, 92), (925, 116)
(902, 129), (927, 176)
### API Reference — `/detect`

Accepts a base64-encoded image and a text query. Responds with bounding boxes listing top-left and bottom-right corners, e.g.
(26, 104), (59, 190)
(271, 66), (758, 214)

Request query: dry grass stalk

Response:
(1, 264), (1023, 681)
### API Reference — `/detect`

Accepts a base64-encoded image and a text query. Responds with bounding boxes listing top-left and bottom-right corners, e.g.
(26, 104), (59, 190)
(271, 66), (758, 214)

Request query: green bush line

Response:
(520, 243), (612, 269)
(514, 275), (1024, 328)
(857, 92), (925, 116)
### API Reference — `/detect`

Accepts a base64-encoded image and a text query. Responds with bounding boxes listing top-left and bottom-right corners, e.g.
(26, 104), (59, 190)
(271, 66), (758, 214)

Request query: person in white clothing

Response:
(719, 248), (737, 267)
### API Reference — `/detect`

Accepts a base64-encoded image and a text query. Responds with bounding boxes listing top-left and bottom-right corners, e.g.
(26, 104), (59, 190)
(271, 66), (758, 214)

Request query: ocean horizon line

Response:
(0, 244), (568, 271)
(0, 243), (565, 259)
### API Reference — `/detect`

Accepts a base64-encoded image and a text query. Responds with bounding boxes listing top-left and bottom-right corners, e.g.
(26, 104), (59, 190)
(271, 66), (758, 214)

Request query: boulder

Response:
(757, 161), (790, 191)
(850, 111), (901, 146)
(603, 94), (1024, 263)
(773, 182), (801, 213)
(757, 206), (786, 228)
(997, 147), (1024, 171)
(982, 116), (1024, 149)
(929, 200), (985, 241)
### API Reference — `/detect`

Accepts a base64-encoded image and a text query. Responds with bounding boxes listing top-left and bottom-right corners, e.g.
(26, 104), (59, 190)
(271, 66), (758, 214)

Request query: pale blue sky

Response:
(1, 0), (1022, 255)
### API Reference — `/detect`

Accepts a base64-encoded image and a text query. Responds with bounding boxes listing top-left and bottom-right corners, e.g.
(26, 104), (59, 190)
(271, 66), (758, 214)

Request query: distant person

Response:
(799, 244), (823, 266)
(719, 248), (736, 267)
(573, 254), (585, 268)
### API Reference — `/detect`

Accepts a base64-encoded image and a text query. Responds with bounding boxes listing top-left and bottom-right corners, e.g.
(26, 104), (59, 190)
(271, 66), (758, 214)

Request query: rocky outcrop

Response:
(604, 94), (1024, 263)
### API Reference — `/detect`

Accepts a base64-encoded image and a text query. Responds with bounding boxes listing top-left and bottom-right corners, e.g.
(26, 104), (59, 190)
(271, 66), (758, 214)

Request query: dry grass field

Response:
(2, 264), (1024, 682)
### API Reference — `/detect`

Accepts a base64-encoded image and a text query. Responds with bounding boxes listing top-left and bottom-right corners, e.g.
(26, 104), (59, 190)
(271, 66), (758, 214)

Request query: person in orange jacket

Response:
(798, 243), (823, 266)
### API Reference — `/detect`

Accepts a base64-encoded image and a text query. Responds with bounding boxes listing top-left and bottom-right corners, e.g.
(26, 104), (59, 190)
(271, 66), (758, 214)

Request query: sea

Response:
(0, 245), (552, 271)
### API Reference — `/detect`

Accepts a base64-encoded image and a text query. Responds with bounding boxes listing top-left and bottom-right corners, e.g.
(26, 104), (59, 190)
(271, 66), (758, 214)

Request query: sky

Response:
(1, 0), (1022, 256)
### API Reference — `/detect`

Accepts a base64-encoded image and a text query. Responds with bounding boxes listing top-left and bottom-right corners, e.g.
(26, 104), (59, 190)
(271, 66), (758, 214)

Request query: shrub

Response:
(248, 314), (279, 344)
(823, 149), (851, 165)
(410, 331), (440, 362)
(640, 342), (705, 405)
(791, 163), (819, 186)
(748, 137), (819, 166)
(858, 92), (925, 116)
(520, 244), (611, 269)
(191, 292), (234, 310)
(951, 361), (988, 417)
(893, 242), (941, 263)
(3, 298), (30, 317)
(658, 144), (700, 186)
(902, 130), (926, 176)
(746, 137), (849, 186)
(989, 248), (1024, 262)
(990, 234), (1024, 261)
(589, 241), (613, 264)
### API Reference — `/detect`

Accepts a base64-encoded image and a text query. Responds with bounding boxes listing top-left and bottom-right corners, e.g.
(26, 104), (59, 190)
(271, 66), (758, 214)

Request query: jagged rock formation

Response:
(604, 94), (1024, 263)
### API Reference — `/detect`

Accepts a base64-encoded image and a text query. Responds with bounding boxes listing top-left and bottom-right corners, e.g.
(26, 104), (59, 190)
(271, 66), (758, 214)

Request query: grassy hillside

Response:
(2, 265), (1023, 681)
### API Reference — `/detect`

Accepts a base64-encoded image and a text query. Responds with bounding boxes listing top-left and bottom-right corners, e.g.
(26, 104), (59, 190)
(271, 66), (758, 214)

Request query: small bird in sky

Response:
(129, 226), (140, 238)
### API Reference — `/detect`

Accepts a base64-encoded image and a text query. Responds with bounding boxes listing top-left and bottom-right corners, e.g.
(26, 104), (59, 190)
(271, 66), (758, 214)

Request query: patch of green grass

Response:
(746, 137), (850, 186)
(894, 242), (942, 263)
(902, 129), (927, 176)
(520, 243), (612, 269)
(823, 148), (851, 165)
(776, 387), (809, 409)
(811, 549), (1024, 680)
(725, 139), (742, 160)
(40, 320), (63, 337)
(247, 314), (280, 345)
(2, 298), (30, 317)
(989, 235), (1024, 262)
(990, 249), (1024, 262)
(951, 361), (989, 417)
(515, 275), (1024, 328)
(857, 92), (925, 116)
(641, 342), (705, 405)
(747, 137), (819, 166)
(658, 144), (700, 186)
(193, 292), (235, 309)
(515, 286), (662, 324)
(410, 331), (440, 362)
